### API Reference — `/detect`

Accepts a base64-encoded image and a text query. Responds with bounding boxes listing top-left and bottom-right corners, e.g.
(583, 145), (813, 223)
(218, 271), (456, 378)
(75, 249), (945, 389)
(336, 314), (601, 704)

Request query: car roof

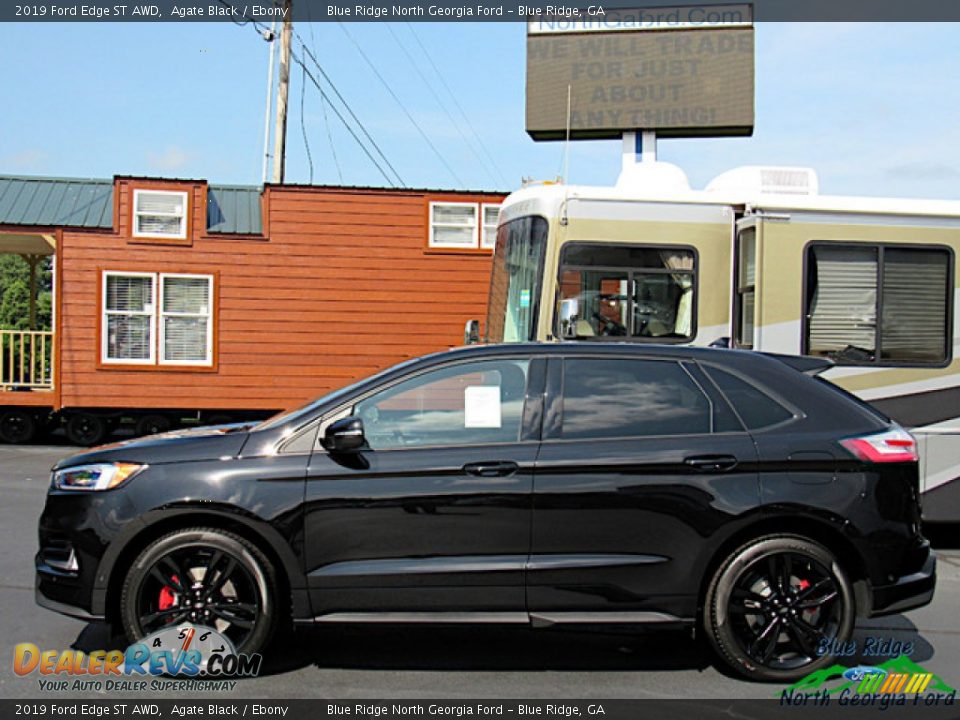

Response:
(427, 342), (775, 365)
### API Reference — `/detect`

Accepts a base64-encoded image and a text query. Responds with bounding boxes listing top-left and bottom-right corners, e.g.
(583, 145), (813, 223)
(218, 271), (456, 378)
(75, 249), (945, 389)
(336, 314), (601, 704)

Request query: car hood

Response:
(52, 424), (253, 470)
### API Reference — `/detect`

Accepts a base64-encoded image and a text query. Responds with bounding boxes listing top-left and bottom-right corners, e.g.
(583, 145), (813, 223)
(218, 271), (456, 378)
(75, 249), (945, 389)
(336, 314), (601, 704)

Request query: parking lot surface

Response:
(2, 444), (959, 700)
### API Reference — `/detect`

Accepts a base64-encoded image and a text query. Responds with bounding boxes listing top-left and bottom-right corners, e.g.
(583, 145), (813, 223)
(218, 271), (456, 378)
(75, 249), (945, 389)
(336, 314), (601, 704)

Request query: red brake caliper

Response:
(158, 574), (179, 610)
(798, 579), (811, 591)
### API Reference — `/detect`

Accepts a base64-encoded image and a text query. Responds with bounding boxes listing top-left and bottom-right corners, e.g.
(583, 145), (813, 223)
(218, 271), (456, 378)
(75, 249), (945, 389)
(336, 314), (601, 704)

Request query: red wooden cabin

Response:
(0, 175), (501, 444)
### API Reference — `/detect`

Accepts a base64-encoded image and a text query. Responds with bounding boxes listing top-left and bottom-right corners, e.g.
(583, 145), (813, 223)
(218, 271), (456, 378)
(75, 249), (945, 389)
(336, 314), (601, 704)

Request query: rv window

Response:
(805, 244), (951, 365)
(103, 273), (156, 363)
(557, 243), (696, 342)
(734, 228), (756, 349)
(133, 190), (188, 239)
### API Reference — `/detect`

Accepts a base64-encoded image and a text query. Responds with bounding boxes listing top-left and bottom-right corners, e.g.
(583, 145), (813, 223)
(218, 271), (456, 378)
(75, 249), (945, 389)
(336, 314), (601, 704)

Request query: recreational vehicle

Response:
(485, 162), (960, 521)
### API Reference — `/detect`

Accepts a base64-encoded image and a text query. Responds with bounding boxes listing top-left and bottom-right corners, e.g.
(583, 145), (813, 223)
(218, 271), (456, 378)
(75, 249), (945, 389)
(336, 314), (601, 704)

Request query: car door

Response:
(303, 356), (545, 619)
(528, 354), (759, 624)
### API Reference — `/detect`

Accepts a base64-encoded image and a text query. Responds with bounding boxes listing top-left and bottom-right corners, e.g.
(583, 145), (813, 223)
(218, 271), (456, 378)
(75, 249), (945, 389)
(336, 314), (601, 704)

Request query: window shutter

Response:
(881, 249), (948, 362)
(808, 247), (878, 356)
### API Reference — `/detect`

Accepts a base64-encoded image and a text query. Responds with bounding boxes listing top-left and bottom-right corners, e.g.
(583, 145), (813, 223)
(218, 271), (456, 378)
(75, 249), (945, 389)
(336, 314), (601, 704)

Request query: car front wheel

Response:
(704, 534), (856, 682)
(120, 527), (277, 656)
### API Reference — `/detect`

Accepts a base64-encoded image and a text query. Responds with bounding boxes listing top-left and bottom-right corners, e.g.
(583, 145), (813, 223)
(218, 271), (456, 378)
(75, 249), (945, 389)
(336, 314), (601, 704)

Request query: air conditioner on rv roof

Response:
(705, 166), (819, 196)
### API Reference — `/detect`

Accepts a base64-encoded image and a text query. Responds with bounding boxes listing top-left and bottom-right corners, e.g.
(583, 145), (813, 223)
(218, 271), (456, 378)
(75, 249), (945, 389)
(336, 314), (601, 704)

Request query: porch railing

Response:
(1, 330), (53, 390)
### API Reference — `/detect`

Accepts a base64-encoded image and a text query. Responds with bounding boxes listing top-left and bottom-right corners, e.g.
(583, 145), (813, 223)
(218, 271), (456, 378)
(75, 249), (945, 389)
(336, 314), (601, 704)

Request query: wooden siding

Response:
(54, 181), (500, 412)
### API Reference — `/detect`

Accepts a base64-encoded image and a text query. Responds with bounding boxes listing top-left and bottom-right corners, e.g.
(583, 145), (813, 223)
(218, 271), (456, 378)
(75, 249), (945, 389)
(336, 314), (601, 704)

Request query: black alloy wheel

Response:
(65, 413), (107, 446)
(705, 535), (855, 682)
(0, 409), (37, 444)
(120, 528), (276, 654)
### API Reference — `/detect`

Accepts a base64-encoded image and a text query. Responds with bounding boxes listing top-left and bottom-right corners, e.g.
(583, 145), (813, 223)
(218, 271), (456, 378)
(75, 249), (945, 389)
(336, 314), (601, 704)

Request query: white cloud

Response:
(146, 145), (190, 172)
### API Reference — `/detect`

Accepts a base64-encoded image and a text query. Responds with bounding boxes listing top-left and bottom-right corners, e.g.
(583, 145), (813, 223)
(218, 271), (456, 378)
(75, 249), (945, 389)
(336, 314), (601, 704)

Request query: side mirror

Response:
(322, 417), (365, 452)
(559, 298), (579, 339)
(464, 319), (481, 345)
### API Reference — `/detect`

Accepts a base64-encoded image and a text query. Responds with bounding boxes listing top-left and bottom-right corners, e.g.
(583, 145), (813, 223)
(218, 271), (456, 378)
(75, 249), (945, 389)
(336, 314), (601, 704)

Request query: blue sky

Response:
(1, 22), (959, 198)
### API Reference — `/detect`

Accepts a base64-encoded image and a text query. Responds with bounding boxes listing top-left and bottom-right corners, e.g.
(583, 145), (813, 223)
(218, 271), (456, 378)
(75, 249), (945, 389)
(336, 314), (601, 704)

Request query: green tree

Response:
(0, 254), (52, 330)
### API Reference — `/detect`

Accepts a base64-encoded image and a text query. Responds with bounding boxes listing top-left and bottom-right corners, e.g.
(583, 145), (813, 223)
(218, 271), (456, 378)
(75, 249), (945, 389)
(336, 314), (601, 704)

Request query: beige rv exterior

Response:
(490, 172), (960, 520)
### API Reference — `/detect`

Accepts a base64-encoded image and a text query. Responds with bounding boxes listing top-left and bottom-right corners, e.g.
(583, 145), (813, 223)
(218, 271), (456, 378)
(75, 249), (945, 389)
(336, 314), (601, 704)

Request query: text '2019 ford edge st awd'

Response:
(36, 343), (935, 681)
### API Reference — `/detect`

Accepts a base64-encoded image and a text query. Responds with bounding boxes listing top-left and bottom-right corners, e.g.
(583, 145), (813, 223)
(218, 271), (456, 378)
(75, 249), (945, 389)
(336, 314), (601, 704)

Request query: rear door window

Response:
(560, 357), (712, 439)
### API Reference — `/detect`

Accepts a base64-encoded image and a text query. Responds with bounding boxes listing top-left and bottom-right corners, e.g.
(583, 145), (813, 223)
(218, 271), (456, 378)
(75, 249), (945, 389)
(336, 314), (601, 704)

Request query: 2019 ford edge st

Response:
(36, 343), (935, 681)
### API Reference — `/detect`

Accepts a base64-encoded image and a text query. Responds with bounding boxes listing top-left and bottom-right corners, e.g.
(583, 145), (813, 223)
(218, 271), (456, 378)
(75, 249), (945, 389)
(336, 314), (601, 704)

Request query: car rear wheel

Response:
(704, 534), (855, 682)
(120, 528), (277, 655)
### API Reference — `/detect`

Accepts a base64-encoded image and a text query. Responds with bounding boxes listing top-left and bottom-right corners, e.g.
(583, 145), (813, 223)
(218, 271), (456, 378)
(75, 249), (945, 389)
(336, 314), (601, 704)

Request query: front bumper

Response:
(869, 543), (936, 617)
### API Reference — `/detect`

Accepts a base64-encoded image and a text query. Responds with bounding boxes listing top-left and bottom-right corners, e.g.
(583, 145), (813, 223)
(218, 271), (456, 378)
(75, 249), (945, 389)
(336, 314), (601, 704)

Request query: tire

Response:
(65, 413), (108, 446)
(0, 409), (37, 444)
(704, 534), (856, 682)
(135, 413), (172, 437)
(120, 527), (277, 656)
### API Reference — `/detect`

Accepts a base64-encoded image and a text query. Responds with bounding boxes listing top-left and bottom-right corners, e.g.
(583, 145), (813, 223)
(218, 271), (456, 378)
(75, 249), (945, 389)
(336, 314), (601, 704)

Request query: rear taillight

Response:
(840, 427), (918, 463)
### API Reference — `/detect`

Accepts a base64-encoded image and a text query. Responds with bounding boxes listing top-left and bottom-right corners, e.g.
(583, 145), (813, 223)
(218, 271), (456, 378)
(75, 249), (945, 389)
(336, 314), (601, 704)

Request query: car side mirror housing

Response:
(322, 417), (365, 453)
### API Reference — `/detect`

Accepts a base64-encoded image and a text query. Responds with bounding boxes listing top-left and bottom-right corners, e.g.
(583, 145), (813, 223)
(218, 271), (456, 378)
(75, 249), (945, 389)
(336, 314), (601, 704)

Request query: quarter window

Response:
(133, 190), (188, 239)
(705, 367), (794, 430)
(102, 271), (214, 366)
(353, 359), (529, 450)
(805, 244), (951, 365)
(560, 358), (712, 439)
(557, 244), (696, 342)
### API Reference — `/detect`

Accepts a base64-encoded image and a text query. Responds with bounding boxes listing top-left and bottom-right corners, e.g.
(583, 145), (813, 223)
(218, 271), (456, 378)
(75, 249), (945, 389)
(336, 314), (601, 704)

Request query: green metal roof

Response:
(0, 175), (262, 235)
(0, 176), (114, 228)
(206, 185), (262, 235)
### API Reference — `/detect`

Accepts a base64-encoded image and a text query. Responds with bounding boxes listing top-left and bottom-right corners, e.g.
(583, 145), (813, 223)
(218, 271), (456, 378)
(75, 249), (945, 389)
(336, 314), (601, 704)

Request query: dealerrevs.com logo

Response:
(780, 653), (957, 710)
(13, 623), (262, 692)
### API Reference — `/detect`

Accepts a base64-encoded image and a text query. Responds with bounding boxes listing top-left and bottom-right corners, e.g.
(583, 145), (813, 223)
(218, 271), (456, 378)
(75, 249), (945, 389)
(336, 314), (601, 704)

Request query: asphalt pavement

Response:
(2, 444), (959, 700)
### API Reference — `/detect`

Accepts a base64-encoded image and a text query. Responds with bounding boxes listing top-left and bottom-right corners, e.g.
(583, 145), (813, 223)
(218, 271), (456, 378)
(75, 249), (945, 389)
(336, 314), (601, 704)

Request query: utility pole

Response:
(260, 19), (278, 184)
(271, 0), (293, 184)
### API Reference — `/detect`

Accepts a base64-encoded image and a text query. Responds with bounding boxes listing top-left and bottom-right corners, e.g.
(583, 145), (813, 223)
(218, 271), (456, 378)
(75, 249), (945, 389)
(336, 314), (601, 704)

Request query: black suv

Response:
(36, 343), (935, 681)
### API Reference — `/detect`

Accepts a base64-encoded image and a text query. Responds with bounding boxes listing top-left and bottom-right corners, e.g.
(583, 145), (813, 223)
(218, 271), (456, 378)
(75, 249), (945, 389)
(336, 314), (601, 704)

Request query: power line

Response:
(385, 24), (500, 188)
(299, 61), (315, 183)
(291, 48), (400, 187)
(337, 22), (465, 189)
(295, 38), (405, 187)
(406, 23), (509, 188)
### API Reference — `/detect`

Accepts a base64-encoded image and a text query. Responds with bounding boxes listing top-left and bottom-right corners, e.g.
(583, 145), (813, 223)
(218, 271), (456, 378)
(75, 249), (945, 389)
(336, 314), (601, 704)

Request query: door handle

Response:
(684, 455), (739, 472)
(462, 461), (519, 478)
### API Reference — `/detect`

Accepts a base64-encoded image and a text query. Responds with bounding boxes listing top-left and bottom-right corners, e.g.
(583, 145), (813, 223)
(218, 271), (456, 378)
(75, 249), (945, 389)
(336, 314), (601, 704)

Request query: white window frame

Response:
(101, 271), (157, 365)
(429, 201), (480, 249)
(481, 203), (502, 250)
(159, 273), (214, 367)
(133, 189), (189, 240)
(101, 271), (214, 367)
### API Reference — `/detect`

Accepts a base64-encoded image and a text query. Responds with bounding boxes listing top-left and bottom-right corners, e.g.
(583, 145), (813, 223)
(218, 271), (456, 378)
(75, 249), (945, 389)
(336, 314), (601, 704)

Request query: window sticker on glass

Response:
(464, 385), (502, 428)
(519, 289), (531, 308)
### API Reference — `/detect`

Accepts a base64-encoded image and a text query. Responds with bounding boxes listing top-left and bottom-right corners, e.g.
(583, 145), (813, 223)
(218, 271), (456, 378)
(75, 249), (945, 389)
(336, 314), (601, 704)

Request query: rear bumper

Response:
(869, 545), (936, 617)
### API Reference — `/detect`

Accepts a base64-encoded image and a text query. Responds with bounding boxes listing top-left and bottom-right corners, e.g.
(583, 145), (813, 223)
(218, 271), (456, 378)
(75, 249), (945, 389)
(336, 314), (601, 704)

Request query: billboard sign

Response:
(525, 5), (755, 140)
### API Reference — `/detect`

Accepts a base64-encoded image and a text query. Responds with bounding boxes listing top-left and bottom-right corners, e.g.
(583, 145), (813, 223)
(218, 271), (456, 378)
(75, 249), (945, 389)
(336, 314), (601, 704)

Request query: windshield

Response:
(485, 215), (548, 343)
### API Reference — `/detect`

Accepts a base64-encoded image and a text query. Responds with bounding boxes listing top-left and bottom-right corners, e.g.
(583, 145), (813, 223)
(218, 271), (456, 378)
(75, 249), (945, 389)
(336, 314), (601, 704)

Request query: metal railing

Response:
(1, 330), (53, 390)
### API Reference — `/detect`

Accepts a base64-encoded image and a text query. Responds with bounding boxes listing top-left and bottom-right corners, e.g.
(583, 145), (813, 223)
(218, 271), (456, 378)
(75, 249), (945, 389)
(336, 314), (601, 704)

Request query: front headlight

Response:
(52, 463), (147, 491)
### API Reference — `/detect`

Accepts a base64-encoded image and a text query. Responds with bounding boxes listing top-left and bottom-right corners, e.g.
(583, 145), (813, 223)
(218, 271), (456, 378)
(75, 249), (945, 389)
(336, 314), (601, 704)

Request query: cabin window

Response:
(132, 190), (188, 239)
(556, 243), (697, 342)
(481, 204), (501, 249)
(102, 271), (214, 367)
(804, 243), (952, 365)
(103, 272), (156, 363)
(160, 275), (214, 365)
(428, 202), (501, 250)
